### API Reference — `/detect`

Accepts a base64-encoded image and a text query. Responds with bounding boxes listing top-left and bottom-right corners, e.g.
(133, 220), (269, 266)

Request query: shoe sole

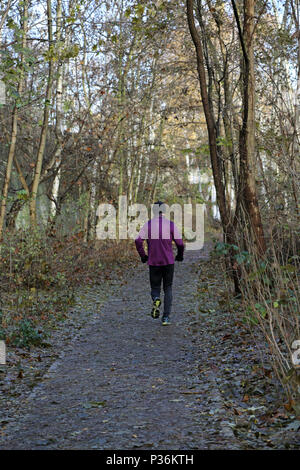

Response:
(162, 319), (171, 326)
(151, 299), (161, 319)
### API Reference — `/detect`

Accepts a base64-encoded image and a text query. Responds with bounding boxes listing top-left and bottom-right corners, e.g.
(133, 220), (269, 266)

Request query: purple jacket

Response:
(135, 215), (184, 266)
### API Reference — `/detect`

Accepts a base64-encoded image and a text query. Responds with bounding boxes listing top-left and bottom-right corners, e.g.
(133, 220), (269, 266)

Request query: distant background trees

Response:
(0, 0), (298, 240)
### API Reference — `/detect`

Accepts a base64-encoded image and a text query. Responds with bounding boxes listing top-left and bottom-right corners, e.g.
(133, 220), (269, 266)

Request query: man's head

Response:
(153, 200), (166, 216)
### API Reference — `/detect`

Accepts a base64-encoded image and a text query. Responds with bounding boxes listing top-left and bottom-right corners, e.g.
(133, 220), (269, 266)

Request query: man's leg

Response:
(149, 266), (163, 318)
(162, 264), (174, 319)
(149, 266), (163, 300)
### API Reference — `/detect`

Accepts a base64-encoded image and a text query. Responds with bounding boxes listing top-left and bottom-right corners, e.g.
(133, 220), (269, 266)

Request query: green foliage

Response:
(243, 302), (268, 325)
(234, 251), (251, 266)
(60, 44), (80, 60)
(254, 303), (267, 319)
(10, 319), (42, 348)
(180, 148), (194, 155)
(213, 242), (251, 266)
(0, 42), (35, 107)
(181, 145), (211, 157)
(243, 306), (259, 325)
(134, 4), (145, 17)
(0, 297), (42, 348)
(16, 190), (29, 201)
(216, 136), (232, 147)
(125, 7), (132, 18)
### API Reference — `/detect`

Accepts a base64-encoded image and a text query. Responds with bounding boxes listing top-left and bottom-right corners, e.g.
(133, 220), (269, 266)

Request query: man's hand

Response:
(175, 253), (183, 262)
(141, 255), (148, 263)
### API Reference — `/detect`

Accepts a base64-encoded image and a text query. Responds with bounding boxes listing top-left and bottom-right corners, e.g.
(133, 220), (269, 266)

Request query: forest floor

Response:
(0, 242), (299, 450)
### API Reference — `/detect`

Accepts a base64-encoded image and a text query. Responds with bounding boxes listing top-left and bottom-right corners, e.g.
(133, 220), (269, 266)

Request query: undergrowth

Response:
(0, 228), (137, 348)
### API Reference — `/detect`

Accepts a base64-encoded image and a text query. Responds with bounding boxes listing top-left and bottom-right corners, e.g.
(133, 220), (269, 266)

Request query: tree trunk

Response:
(29, 0), (54, 224)
(290, 0), (300, 217)
(88, 158), (99, 240)
(187, 0), (229, 228)
(232, 0), (266, 255)
(187, 0), (241, 293)
(49, 0), (64, 220)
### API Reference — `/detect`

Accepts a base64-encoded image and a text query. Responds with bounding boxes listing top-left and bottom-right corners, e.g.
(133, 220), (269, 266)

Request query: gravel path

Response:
(1, 244), (298, 450)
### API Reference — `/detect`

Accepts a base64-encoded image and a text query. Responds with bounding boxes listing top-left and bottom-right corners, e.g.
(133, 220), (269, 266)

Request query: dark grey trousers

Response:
(149, 264), (174, 317)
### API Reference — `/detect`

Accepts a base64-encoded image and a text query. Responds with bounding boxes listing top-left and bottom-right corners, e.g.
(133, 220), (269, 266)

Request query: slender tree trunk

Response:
(29, 0), (54, 224)
(187, 0), (241, 293)
(49, 0), (64, 220)
(187, 0), (229, 227)
(88, 158), (99, 239)
(290, 0), (300, 217)
(232, 0), (266, 255)
(83, 185), (91, 243)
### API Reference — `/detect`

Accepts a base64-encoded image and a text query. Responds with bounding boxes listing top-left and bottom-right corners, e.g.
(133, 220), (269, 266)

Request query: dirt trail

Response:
(0, 244), (298, 450)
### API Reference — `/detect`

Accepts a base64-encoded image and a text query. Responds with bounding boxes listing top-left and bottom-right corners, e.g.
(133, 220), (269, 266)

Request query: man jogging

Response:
(135, 201), (184, 325)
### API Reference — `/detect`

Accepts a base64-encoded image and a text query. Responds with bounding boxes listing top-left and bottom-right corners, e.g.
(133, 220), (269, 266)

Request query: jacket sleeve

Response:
(172, 222), (184, 256)
(135, 222), (148, 258)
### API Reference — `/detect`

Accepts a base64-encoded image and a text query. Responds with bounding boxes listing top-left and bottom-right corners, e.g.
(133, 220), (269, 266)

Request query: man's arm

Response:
(135, 222), (148, 263)
(172, 222), (184, 261)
